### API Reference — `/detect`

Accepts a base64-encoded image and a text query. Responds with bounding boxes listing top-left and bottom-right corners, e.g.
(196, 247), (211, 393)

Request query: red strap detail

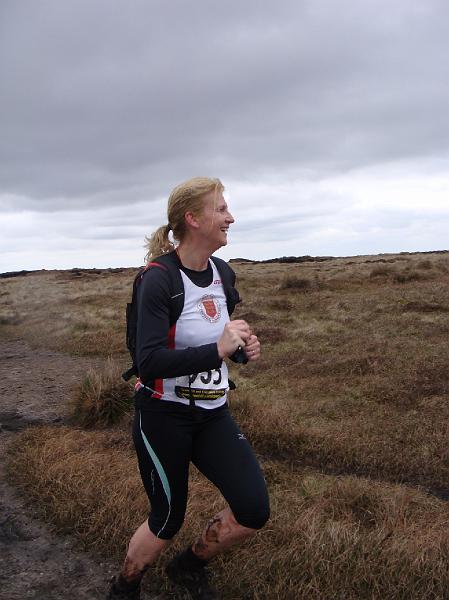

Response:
(153, 378), (163, 399)
(168, 323), (176, 349)
(140, 262), (168, 279)
(152, 317), (177, 399)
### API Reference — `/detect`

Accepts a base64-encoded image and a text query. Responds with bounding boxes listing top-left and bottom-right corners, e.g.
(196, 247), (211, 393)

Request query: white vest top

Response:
(155, 260), (230, 409)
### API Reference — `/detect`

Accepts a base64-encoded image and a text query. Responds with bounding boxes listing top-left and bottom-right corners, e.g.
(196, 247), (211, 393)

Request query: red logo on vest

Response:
(203, 298), (217, 318)
(198, 295), (221, 323)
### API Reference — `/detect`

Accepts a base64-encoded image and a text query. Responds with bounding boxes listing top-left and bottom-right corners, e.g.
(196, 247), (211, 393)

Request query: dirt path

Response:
(0, 339), (123, 600)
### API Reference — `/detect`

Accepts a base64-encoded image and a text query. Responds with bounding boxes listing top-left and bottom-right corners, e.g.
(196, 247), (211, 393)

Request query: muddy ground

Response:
(0, 339), (167, 600)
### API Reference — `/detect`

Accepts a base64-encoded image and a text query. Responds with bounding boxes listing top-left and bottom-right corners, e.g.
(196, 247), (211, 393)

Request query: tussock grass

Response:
(369, 265), (394, 278)
(8, 426), (449, 599)
(369, 266), (433, 284)
(267, 298), (294, 311)
(416, 259), (434, 270)
(392, 270), (430, 284)
(402, 300), (449, 313)
(236, 309), (267, 323)
(254, 325), (287, 344)
(70, 358), (134, 427)
(279, 275), (313, 291)
(4, 251), (449, 596)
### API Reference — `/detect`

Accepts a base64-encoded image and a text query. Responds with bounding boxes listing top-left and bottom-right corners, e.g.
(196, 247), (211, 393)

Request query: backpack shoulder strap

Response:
(151, 251), (185, 324)
(210, 256), (241, 316)
(122, 252), (185, 381)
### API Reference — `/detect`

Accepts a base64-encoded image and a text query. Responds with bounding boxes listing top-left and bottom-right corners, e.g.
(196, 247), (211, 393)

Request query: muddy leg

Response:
(192, 507), (257, 561)
(113, 520), (170, 592)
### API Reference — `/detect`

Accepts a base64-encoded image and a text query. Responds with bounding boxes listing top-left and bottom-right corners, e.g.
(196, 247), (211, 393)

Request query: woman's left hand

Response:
(245, 334), (261, 361)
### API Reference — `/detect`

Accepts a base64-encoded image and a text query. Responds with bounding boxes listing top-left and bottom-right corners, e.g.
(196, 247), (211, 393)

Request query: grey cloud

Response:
(2, 0), (449, 271)
(1, 0), (449, 210)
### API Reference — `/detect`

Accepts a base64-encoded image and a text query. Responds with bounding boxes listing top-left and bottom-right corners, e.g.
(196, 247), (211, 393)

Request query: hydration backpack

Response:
(122, 251), (243, 382)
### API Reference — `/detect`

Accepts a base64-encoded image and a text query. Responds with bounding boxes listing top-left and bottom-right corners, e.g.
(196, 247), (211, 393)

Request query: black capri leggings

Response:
(132, 394), (270, 540)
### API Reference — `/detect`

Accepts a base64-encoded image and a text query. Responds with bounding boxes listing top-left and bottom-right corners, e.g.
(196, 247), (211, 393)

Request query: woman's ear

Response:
(184, 211), (200, 229)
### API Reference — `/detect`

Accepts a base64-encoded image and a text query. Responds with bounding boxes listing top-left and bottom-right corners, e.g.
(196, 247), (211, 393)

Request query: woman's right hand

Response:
(217, 320), (251, 359)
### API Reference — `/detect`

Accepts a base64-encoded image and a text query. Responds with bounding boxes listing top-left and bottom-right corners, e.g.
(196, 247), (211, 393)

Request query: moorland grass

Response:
(69, 358), (134, 428)
(3, 251), (449, 598)
(7, 425), (449, 599)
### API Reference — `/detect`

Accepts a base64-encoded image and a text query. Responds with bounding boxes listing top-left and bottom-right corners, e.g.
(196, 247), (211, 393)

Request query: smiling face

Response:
(196, 190), (235, 250)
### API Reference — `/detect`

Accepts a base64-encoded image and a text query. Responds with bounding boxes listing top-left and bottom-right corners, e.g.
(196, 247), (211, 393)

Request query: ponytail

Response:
(144, 224), (174, 264)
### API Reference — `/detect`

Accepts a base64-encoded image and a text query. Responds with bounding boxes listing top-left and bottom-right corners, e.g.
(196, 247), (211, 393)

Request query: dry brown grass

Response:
(0, 268), (136, 355)
(279, 275), (314, 291)
(69, 358), (134, 428)
(8, 426), (449, 599)
(3, 250), (449, 598)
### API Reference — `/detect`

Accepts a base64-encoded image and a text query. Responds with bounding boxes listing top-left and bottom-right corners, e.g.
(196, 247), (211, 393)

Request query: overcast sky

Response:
(1, 0), (448, 271)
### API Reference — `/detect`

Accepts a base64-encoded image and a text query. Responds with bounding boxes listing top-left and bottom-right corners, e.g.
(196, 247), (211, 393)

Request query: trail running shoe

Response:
(165, 553), (219, 600)
(106, 576), (141, 600)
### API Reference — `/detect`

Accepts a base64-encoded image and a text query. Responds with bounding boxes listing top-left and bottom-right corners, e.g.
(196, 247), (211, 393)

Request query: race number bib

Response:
(175, 368), (228, 401)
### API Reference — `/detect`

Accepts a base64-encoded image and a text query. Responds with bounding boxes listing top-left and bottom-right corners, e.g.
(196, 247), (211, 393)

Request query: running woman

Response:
(108, 177), (270, 600)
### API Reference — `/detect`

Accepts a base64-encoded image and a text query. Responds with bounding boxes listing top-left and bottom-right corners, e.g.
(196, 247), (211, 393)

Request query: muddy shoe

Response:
(107, 576), (141, 600)
(165, 553), (218, 600)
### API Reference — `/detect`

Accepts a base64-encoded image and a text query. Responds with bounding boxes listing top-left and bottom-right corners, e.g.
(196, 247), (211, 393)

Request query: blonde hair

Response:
(144, 177), (224, 263)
